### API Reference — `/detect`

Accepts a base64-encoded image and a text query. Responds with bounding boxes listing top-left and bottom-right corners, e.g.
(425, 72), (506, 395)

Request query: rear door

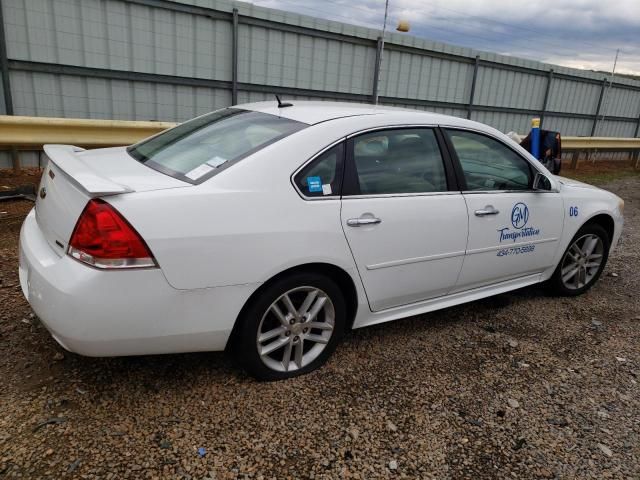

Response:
(340, 127), (468, 311)
(443, 128), (563, 292)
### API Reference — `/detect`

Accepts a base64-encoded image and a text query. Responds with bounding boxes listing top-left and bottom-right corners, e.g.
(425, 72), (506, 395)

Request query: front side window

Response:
(294, 143), (344, 198)
(348, 128), (448, 195)
(128, 109), (307, 183)
(446, 129), (532, 191)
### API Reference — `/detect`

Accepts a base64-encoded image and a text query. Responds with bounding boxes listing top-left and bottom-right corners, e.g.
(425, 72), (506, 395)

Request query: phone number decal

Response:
(497, 245), (535, 257)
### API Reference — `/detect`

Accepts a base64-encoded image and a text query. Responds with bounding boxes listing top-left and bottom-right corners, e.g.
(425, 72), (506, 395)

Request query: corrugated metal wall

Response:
(237, 25), (377, 94)
(10, 71), (232, 120)
(380, 51), (472, 103)
(474, 67), (547, 111)
(1, 0), (639, 168)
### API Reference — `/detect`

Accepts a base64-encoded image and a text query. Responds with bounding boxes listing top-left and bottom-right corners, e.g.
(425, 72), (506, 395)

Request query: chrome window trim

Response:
(441, 124), (560, 193)
(291, 124), (443, 201)
(345, 123), (439, 139)
(346, 124), (451, 197)
(341, 191), (462, 200)
(290, 123), (559, 201)
(290, 137), (347, 201)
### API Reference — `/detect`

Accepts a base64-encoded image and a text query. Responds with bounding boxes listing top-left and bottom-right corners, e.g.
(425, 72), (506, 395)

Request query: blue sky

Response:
(251, 0), (640, 76)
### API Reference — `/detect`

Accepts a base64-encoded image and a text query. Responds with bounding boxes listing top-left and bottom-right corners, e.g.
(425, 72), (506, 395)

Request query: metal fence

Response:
(1, 0), (640, 168)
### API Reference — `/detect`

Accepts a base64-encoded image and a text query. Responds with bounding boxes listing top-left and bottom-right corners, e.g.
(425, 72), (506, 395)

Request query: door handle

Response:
(474, 206), (500, 216)
(347, 217), (382, 227)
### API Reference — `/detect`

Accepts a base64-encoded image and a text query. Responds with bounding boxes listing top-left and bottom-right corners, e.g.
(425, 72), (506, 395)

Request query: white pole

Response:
(374, 0), (390, 105)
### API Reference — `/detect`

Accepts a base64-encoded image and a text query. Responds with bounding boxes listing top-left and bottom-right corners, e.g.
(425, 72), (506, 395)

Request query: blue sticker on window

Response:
(307, 176), (322, 192)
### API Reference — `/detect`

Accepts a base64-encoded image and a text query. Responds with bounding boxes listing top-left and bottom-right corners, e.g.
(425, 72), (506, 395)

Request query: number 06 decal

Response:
(569, 206), (579, 217)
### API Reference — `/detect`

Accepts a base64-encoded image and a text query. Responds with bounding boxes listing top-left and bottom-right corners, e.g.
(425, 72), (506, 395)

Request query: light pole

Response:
(373, 1), (409, 105)
(596, 48), (620, 137)
(373, 0), (390, 105)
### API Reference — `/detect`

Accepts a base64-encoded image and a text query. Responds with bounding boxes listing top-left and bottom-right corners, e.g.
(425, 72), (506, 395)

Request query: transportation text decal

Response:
(497, 203), (541, 243)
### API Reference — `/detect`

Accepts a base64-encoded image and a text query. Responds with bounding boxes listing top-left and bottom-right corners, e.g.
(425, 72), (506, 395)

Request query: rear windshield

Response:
(127, 108), (307, 183)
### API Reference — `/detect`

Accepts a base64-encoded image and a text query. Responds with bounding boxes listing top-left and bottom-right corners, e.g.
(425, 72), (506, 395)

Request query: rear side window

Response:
(445, 129), (532, 191)
(348, 128), (448, 195)
(128, 109), (307, 184)
(294, 143), (344, 198)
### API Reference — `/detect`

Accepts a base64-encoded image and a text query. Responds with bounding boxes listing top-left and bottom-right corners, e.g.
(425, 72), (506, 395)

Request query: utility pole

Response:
(596, 48), (619, 136)
(373, 0), (390, 105)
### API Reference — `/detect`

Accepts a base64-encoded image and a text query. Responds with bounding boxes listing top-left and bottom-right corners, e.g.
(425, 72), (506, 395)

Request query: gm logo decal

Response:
(498, 202), (540, 243)
(511, 203), (529, 229)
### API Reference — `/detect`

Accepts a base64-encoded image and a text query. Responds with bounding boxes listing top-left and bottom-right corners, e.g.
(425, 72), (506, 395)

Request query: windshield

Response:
(127, 108), (307, 183)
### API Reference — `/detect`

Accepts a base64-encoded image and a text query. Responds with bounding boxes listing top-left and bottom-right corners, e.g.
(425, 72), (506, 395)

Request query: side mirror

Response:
(533, 172), (552, 191)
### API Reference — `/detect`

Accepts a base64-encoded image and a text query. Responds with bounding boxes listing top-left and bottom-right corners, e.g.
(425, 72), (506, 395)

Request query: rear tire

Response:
(548, 223), (610, 296)
(233, 272), (345, 381)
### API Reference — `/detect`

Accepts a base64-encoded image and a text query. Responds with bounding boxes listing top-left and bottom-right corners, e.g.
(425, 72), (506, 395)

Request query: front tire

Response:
(233, 272), (346, 380)
(548, 223), (610, 296)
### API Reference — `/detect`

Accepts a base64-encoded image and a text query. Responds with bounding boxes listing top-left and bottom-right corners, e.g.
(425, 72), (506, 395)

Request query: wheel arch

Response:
(225, 262), (360, 351)
(547, 211), (614, 295)
(583, 213), (615, 243)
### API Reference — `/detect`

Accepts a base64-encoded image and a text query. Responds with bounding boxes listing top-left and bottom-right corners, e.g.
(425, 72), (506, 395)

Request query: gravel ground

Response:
(0, 176), (638, 480)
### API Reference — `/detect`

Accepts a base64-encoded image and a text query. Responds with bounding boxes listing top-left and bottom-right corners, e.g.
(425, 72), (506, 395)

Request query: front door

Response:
(443, 128), (563, 292)
(340, 127), (469, 311)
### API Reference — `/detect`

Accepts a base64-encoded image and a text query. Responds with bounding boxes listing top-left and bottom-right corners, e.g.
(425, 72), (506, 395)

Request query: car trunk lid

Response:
(35, 144), (189, 256)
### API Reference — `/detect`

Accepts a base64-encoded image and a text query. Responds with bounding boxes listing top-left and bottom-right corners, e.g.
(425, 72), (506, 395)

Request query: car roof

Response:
(239, 100), (484, 129)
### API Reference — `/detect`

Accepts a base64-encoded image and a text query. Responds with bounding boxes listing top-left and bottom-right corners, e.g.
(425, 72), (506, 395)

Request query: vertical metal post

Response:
(231, 8), (239, 106)
(373, 0), (389, 105)
(539, 69), (553, 128)
(9, 148), (19, 173)
(597, 48), (619, 134)
(466, 56), (479, 120)
(590, 78), (607, 137)
(372, 37), (382, 104)
(0, 0), (13, 116)
(0, 0), (19, 173)
(570, 151), (580, 170)
(632, 113), (640, 168)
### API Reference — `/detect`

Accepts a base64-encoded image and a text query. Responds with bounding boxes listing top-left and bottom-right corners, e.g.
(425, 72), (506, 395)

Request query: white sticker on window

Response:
(206, 156), (227, 168)
(322, 184), (332, 195)
(185, 163), (214, 180)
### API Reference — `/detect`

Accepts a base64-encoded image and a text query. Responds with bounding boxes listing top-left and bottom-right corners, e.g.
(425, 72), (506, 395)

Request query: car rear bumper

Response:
(19, 208), (259, 357)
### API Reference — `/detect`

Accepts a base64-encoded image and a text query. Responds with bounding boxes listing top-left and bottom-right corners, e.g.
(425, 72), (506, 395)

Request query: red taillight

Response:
(67, 199), (156, 269)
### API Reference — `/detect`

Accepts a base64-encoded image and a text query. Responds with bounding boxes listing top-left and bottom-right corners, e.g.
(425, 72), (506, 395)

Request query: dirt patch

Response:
(561, 159), (640, 184)
(0, 167), (42, 190)
(0, 173), (638, 479)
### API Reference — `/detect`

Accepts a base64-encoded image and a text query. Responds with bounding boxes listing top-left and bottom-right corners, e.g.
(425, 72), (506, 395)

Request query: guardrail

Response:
(562, 137), (640, 150)
(561, 137), (640, 169)
(0, 115), (175, 148)
(1, 115), (639, 171)
(0, 115), (176, 172)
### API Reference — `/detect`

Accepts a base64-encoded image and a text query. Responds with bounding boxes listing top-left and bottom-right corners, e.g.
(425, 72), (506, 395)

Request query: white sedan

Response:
(19, 102), (624, 380)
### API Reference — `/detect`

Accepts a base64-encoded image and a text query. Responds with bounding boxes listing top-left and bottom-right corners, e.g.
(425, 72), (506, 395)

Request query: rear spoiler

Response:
(43, 144), (134, 197)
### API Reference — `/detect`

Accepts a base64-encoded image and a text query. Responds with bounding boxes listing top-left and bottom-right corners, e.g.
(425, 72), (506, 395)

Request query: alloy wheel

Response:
(560, 233), (604, 290)
(256, 286), (335, 372)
